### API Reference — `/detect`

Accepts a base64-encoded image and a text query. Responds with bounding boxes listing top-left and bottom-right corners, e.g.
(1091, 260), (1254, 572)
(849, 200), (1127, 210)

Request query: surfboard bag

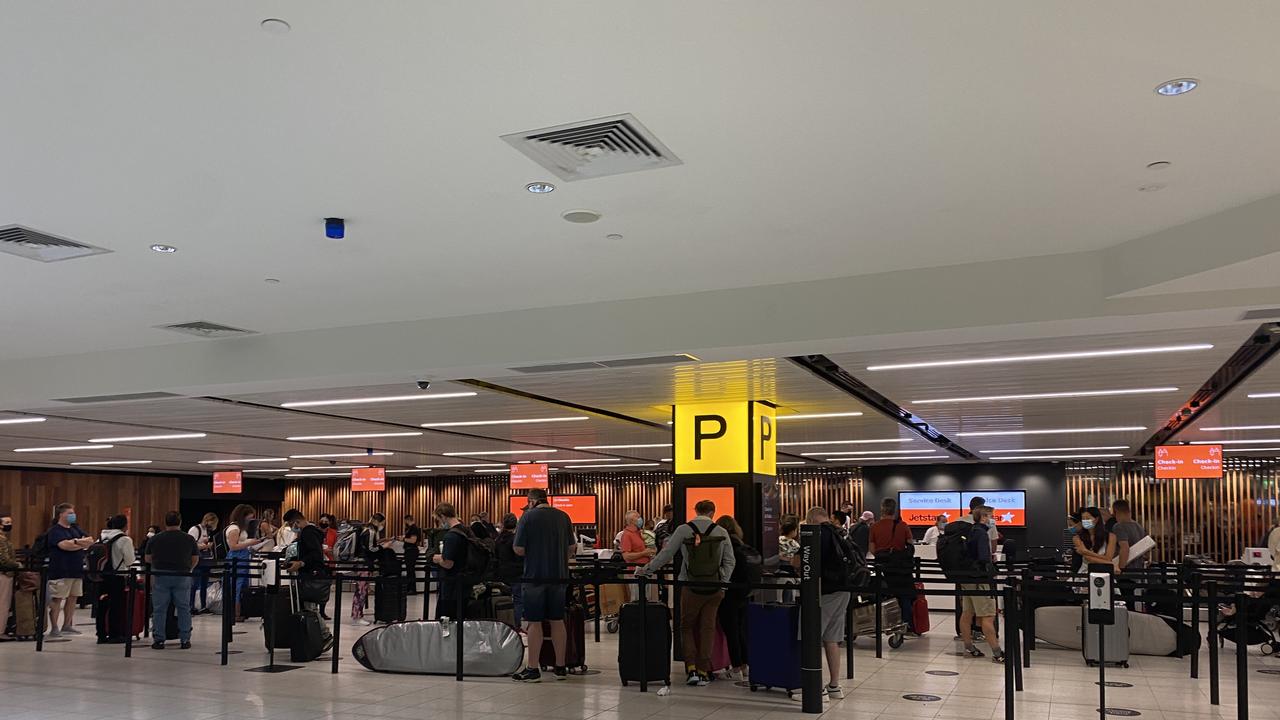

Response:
(351, 619), (525, 676)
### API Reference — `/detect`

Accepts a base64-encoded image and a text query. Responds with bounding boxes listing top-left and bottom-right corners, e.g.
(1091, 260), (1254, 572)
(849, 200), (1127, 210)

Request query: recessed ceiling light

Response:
(526, 182), (555, 194)
(260, 18), (291, 35)
(291, 452), (395, 459)
(422, 416), (588, 428)
(442, 449), (557, 456)
(1247, 392), (1280, 399)
(979, 446), (1129, 453)
(987, 453), (1126, 460)
(291, 465), (370, 471)
(150, 244), (177, 254)
(69, 460), (153, 466)
(572, 443), (671, 450)
(777, 439), (910, 447)
(415, 463), (506, 468)
(243, 468), (290, 472)
(88, 433), (207, 443)
(562, 209), (602, 224)
(1146, 161), (1172, 171)
(14, 444), (114, 452)
(555, 457), (620, 463)
(1192, 439), (1280, 445)
(196, 457), (289, 464)
(911, 387), (1177, 404)
(1224, 447), (1280, 453)
(800, 449), (932, 457)
(285, 472), (352, 478)
(776, 412), (864, 421)
(282, 391), (476, 408)
(0, 417), (46, 425)
(955, 426), (1145, 437)
(1155, 78), (1198, 96)
(605, 233), (624, 241)
(827, 455), (948, 461)
(1138, 183), (1167, 193)
(659, 458), (673, 462)
(264, 278), (281, 285)
(386, 469), (429, 474)
(1199, 424), (1280, 432)
(286, 432), (423, 441)
(564, 463), (660, 469)
(777, 461), (806, 466)
(867, 343), (1213, 371)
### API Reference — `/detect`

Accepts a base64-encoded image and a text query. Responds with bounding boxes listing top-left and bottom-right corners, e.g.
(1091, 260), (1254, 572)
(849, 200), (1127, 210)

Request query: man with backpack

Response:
(938, 498), (1003, 662)
(637, 499), (736, 687)
(791, 506), (861, 700)
(512, 489), (575, 683)
(429, 502), (473, 621)
(91, 514), (135, 644)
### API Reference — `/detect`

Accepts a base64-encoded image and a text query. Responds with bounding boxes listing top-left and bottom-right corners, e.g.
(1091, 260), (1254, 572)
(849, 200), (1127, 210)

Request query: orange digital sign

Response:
(509, 463), (549, 489)
(509, 495), (598, 525)
(685, 486), (736, 521)
(1155, 445), (1222, 479)
(351, 467), (386, 492)
(212, 471), (242, 494)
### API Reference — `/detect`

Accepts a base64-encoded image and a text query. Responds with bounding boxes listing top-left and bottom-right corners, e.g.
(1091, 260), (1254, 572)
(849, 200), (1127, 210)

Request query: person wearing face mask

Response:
(46, 503), (95, 637)
(225, 504), (264, 622)
(619, 510), (655, 603)
(923, 514), (948, 544)
(0, 513), (17, 641)
(315, 514), (338, 620)
(1072, 506), (1116, 574)
(187, 513), (218, 615)
(494, 513), (525, 626)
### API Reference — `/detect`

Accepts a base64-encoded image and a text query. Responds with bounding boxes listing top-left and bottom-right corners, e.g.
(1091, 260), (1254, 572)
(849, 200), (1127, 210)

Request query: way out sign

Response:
(673, 401), (775, 475)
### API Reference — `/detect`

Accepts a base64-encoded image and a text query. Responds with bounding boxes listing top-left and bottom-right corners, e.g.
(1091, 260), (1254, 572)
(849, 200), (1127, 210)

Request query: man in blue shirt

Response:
(958, 504), (1003, 661)
(511, 489), (575, 683)
(46, 503), (95, 638)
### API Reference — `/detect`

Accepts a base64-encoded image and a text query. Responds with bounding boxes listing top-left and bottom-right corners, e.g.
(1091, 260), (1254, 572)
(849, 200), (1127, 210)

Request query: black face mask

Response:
(1, 524), (12, 533)
(319, 521), (330, 528)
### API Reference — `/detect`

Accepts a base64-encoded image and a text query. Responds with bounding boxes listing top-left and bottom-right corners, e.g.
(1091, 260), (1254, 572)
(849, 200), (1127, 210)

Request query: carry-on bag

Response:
(1082, 604), (1130, 667)
(375, 576), (408, 624)
(287, 583), (328, 662)
(241, 586), (266, 619)
(912, 582), (930, 634)
(618, 601), (671, 687)
(105, 581), (146, 639)
(540, 598), (587, 671)
(13, 589), (37, 639)
(747, 603), (802, 697)
(263, 589), (294, 650)
(351, 619), (525, 675)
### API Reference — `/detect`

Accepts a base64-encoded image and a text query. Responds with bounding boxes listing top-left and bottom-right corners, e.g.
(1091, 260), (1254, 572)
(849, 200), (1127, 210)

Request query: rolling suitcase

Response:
(618, 601), (671, 687)
(1082, 605), (1129, 668)
(263, 590), (294, 650)
(747, 603), (802, 697)
(13, 589), (37, 639)
(287, 583), (328, 662)
(375, 576), (408, 623)
(912, 582), (930, 634)
(106, 582), (146, 639)
(241, 586), (266, 619)
(540, 600), (587, 671)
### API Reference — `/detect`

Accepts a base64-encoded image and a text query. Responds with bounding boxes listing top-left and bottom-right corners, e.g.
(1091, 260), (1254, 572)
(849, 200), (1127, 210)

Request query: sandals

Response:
(963, 645), (986, 658)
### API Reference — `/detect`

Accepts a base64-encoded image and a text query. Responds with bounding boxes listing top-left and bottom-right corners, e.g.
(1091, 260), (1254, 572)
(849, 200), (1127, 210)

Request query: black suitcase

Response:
(289, 609), (327, 662)
(618, 602), (671, 687)
(540, 601), (587, 671)
(263, 591), (294, 649)
(375, 577), (408, 623)
(241, 586), (266, 619)
(166, 604), (180, 640)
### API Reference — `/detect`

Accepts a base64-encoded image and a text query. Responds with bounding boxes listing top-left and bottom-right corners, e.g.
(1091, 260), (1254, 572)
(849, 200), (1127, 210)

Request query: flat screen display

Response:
(685, 486), (736, 521)
(509, 463), (549, 489)
(509, 494), (598, 525)
(897, 491), (962, 526)
(1155, 445), (1222, 479)
(963, 490), (1026, 527)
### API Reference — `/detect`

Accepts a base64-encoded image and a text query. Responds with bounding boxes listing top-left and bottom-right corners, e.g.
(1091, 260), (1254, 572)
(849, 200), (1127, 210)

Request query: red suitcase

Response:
(912, 582), (930, 634)
(105, 582), (146, 639)
(539, 602), (586, 672)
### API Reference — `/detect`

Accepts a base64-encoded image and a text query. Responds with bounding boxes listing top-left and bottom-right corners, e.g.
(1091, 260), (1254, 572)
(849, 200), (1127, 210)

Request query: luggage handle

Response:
(289, 577), (302, 614)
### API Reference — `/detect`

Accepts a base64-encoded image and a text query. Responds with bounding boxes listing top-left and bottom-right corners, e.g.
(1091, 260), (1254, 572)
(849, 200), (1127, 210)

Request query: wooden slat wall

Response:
(1066, 461), (1280, 564)
(0, 468), (181, 548)
(283, 468), (863, 544)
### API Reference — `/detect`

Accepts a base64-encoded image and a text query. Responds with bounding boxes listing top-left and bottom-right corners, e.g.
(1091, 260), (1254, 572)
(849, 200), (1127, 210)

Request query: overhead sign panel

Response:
(674, 401), (776, 475)
(898, 491), (962, 526)
(962, 490), (1026, 527)
(212, 471), (242, 494)
(351, 467), (386, 492)
(509, 463), (549, 489)
(1155, 445), (1222, 479)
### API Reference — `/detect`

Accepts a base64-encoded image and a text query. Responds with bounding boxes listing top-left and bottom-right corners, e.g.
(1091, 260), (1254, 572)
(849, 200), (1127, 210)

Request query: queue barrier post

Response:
(798, 524), (823, 714)
(454, 577), (465, 682)
(267, 558), (281, 669)
(638, 575), (649, 693)
(331, 572), (342, 674)
(1021, 569), (1033, 666)
(1235, 592), (1248, 718)
(142, 561), (152, 638)
(844, 599), (854, 680)
(1190, 572), (1200, 679)
(1004, 584), (1015, 720)
(1008, 583), (1023, 692)
(1207, 580), (1219, 705)
(874, 581), (883, 659)
(221, 559), (234, 666)
(124, 567), (136, 658)
(34, 563), (47, 652)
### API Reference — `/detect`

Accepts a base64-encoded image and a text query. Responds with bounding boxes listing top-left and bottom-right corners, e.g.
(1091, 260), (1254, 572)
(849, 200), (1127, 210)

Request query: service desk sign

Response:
(351, 466), (386, 492)
(212, 471), (242, 494)
(1155, 444), (1222, 479)
(509, 463), (549, 489)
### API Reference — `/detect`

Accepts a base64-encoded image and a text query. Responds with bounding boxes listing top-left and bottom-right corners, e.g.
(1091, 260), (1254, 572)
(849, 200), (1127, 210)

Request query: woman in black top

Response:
(1072, 506), (1116, 573)
(494, 513), (525, 625)
(715, 515), (757, 681)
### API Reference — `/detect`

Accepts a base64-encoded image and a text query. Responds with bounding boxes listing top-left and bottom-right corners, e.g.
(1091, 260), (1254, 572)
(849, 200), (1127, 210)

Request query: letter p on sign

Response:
(674, 401), (776, 475)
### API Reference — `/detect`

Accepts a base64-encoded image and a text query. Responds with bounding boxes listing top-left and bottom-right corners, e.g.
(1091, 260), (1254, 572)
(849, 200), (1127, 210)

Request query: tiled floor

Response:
(0, 601), (1272, 720)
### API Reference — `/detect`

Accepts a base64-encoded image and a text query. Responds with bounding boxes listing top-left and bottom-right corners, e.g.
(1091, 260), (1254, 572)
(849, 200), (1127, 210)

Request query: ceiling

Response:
(5, 3), (1280, 374)
(2, 322), (1275, 479)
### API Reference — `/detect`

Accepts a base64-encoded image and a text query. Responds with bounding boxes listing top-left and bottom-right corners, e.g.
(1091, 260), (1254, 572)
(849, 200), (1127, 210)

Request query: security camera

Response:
(416, 380), (431, 390)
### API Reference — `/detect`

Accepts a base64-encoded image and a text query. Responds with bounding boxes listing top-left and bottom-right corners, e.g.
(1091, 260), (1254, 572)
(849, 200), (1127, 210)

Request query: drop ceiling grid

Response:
(827, 325), (1250, 454)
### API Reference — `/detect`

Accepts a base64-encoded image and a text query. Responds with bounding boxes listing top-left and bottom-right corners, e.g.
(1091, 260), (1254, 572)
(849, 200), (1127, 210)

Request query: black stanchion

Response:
(34, 564), (47, 652)
(1021, 570), (1033, 667)
(454, 581), (465, 682)
(845, 600), (854, 680)
(638, 576), (649, 693)
(124, 567), (136, 658)
(1208, 581), (1219, 705)
(798, 524), (823, 715)
(1173, 565), (1185, 659)
(1004, 586), (1015, 720)
(1235, 592), (1248, 718)
(594, 575), (602, 644)
(672, 579), (683, 661)
(142, 562), (151, 638)
(267, 560), (280, 669)
(1008, 587), (1022, 692)
(221, 560), (233, 666)
(331, 573), (342, 675)
(1190, 572), (1200, 679)
(874, 583), (883, 659)
(1097, 621), (1106, 720)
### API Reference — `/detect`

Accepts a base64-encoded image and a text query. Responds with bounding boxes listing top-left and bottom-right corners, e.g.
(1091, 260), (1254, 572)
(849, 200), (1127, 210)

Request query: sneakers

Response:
(151, 641), (165, 650)
(46, 628), (61, 638)
(512, 667), (542, 683)
(685, 670), (710, 687)
(963, 644), (985, 658)
(991, 650), (1005, 664)
(826, 685), (845, 700)
(180, 641), (192, 650)
(553, 666), (568, 681)
(60, 627), (82, 636)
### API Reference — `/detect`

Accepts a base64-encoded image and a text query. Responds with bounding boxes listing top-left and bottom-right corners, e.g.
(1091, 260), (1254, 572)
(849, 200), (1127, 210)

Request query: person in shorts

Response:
(46, 503), (95, 637)
(958, 504), (1003, 661)
(808, 506), (851, 699)
(511, 489), (575, 683)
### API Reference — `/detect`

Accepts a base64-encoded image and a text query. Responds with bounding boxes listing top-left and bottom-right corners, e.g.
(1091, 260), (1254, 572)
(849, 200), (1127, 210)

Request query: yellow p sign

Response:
(674, 401), (776, 475)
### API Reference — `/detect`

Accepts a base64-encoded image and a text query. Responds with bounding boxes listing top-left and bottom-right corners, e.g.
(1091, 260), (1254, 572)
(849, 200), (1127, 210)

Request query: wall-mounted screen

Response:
(1155, 445), (1222, 479)
(685, 486), (736, 521)
(963, 490), (1026, 527)
(898, 491), (962, 526)
(509, 494), (598, 525)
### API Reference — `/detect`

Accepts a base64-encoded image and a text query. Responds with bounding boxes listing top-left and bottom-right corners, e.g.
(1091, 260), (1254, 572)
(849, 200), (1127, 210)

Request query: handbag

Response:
(298, 574), (332, 605)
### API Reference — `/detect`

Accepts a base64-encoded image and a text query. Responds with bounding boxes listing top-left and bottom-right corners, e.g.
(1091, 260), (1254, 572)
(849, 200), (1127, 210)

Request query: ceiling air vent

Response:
(510, 354), (699, 374)
(1241, 308), (1280, 321)
(0, 225), (112, 263)
(53, 391), (182, 404)
(157, 321), (257, 339)
(501, 113), (682, 182)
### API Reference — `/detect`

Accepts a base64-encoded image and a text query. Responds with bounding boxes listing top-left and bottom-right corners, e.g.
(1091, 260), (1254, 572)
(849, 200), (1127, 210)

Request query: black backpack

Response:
(937, 521), (979, 581)
(29, 526), (54, 563)
(449, 525), (494, 578)
(822, 526), (869, 590)
(85, 534), (125, 582)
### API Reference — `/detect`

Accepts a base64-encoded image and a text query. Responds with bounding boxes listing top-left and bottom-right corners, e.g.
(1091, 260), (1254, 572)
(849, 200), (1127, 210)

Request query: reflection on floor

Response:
(0, 601), (1273, 720)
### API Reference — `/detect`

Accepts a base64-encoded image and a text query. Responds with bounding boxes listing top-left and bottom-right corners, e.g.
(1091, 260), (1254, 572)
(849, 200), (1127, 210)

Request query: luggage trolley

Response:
(851, 596), (908, 648)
